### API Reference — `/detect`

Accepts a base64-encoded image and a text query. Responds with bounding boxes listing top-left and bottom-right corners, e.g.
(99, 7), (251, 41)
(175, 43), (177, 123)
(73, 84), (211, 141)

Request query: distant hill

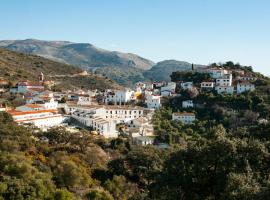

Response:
(0, 39), (154, 70)
(143, 60), (205, 81)
(0, 48), (121, 90)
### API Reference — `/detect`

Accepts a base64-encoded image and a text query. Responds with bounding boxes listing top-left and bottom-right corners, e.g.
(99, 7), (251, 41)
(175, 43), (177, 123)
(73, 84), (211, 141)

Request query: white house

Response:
(208, 68), (229, 78)
(133, 136), (155, 146)
(104, 106), (145, 123)
(161, 82), (176, 97)
(40, 98), (58, 109)
(104, 89), (134, 104)
(77, 94), (92, 106)
(172, 112), (196, 124)
(128, 117), (154, 136)
(180, 82), (193, 90)
(200, 81), (215, 90)
(8, 109), (63, 129)
(182, 100), (194, 108)
(161, 90), (173, 97)
(215, 86), (234, 94)
(161, 82), (176, 93)
(25, 91), (58, 110)
(236, 74), (257, 81)
(237, 82), (255, 94)
(216, 74), (233, 87)
(146, 94), (161, 109)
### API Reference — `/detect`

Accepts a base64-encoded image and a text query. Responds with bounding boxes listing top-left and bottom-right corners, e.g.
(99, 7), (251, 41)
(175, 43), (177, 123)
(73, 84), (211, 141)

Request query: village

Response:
(0, 66), (257, 146)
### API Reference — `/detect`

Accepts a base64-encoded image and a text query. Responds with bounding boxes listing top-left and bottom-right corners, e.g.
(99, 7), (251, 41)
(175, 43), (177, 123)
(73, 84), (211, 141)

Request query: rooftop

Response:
(9, 109), (58, 116)
(173, 112), (195, 116)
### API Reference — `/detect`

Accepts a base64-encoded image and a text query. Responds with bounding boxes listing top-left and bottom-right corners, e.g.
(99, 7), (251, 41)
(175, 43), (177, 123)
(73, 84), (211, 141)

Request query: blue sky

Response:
(1, 0), (270, 75)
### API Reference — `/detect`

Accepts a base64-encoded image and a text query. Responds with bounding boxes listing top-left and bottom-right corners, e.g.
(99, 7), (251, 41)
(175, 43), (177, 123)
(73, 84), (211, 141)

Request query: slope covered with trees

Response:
(0, 62), (270, 199)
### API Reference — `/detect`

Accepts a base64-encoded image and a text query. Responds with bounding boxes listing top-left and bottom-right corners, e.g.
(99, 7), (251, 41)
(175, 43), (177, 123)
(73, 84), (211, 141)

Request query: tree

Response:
(86, 189), (113, 200)
(0, 153), (56, 200)
(49, 151), (92, 190)
(54, 188), (76, 200)
(104, 175), (138, 200)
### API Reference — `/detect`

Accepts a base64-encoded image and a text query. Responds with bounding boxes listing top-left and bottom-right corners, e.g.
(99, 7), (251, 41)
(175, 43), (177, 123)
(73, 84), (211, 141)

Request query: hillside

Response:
(0, 48), (121, 90)
(143, 60), (205, 81)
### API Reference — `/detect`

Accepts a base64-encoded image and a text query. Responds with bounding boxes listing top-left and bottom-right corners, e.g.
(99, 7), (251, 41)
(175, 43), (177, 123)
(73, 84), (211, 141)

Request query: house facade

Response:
(172, 112), (196, 124)
(146, 94), (161, 109)
(237, 82), (255, 94)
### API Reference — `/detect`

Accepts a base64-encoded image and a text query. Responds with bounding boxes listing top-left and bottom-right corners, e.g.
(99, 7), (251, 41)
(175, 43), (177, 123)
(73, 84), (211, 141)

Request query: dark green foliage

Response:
(170, 71), (211, 84)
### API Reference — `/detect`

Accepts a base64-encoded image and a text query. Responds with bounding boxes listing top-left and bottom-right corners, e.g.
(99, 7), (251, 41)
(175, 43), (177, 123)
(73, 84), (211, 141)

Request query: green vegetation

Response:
(0, 63), (270, 199)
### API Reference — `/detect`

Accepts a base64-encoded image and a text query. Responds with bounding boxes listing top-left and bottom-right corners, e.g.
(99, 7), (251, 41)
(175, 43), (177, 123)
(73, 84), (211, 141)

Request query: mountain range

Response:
(0, 39), (204, 86)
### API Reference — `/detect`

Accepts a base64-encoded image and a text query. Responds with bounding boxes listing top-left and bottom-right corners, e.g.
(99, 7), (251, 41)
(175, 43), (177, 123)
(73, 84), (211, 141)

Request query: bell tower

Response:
(38, 72), (44, 82)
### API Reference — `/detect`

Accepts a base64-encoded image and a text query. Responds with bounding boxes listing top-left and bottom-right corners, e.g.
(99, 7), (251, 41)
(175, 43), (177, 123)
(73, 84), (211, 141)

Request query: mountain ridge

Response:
(0, 39), (155, 70)
(0, 39), (204, 85)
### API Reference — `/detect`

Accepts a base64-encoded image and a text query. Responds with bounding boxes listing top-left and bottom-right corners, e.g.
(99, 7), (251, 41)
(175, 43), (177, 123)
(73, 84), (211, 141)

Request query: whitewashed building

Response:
(25, 91), (58, 110)
(104, 106), (145, 123)
(182, 100), (194, 108)
(216, 74), (233, 87)
(237, 82), (255, 94)
(215, 86), (234, 94)
(104, 89), (134, 104)
(77, 94), (92, 106)
(161, 82), (176, 97)
(8, 109), (63, 129)
(172, 112), (196, 124)
(128, 117), (154, 136)
(236, 74), (257, 81)
(71, 110), (117, 138)
(146, 94), (161, 109)
(200, 81), (215, 90)
(208, 68), (229, 79)
(133, 136), (155, 146)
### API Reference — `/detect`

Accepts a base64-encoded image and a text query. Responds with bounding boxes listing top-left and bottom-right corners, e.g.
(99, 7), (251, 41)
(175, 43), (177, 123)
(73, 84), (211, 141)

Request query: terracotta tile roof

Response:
(8, 109), (58, 116)
(173, 112), (195, 116)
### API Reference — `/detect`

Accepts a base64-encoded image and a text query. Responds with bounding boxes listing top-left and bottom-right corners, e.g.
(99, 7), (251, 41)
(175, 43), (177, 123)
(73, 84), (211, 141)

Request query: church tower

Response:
(38, 72), (44, 83)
